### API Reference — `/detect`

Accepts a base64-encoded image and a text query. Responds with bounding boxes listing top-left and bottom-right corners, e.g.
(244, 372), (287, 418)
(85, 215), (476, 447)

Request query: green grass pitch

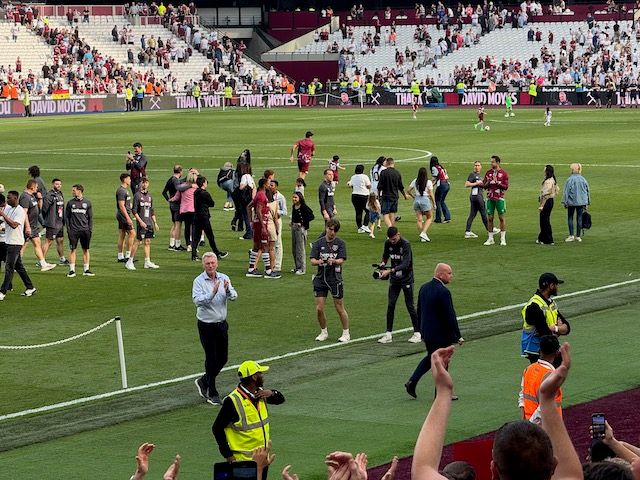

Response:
(0, 106), (638, 479)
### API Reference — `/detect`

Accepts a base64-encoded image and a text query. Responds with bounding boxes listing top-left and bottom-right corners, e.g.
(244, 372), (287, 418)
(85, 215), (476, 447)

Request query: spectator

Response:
(290, 191), (314, 275)
(347, 164), (371, 233)
(561, 163), (590, 243)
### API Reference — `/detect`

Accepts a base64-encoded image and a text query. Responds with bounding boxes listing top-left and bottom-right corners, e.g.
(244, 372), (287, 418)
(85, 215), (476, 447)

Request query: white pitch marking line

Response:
(1, 277), (638, 422)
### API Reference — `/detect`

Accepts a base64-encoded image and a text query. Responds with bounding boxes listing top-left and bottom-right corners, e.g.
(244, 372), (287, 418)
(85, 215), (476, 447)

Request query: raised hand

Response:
(282, 465), (300, 480)
(431, 346), (455, 393)
(381, 457), (398, 480)
(163, 454), (181, 480)
(135, 442), (156, 478)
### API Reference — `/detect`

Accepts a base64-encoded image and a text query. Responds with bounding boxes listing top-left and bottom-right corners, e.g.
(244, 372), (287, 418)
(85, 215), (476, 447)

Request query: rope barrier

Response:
(0, 318), (116, 350)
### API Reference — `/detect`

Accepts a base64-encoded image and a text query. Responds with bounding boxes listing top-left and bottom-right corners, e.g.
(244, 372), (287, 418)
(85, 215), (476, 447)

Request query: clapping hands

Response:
(325, 451), (368, 480)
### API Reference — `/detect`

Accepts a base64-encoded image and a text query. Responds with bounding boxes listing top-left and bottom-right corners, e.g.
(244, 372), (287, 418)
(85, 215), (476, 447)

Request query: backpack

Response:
(582, 211), (592, 230)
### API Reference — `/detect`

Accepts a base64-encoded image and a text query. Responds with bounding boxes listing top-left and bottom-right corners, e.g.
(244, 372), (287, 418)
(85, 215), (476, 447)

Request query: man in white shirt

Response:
(0, 191), (36, 300)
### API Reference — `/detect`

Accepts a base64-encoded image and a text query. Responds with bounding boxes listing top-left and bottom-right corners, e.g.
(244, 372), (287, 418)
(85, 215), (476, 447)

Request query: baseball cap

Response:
(237, 360), (269, 379)
(539, 272), (564, 289)
(305, 131), (314, 137)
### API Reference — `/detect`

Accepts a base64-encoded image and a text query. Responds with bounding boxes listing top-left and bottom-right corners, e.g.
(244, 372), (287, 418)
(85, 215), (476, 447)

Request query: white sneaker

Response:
(357, 226), (366, 233)
(338, 332), (351, 343)
(500, 238), (507, 246)
(504, 113), (509, 117)
(22, 288), (37, 297)
(565, 235), (575, 242)
(315, 331), (329, 342)
(362, 226), (371, 233)
(378, 332), (393, 344)
(369, 233), (375, 239)
(575, 237), (582, 242)
(144, 261), (160, 269)
(40, 263), (56, 272)
(125, 259), (136, 270)
(464, 231), (478, 238)
(186, 245), (192, 252)
(408, 332), (422, 343)
(492, 227), (501, 233)
(295, 270), (305, 275)
(0, 292), (5, 301)
(483, 237), (495, 246)
(419, 232), (430, 242)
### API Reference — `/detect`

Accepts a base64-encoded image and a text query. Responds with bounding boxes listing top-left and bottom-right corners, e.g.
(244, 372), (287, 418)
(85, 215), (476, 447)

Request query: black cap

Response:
(539, 272), (564, 289)
(332, 155), (340, 161)
(305, 131), (313, 137)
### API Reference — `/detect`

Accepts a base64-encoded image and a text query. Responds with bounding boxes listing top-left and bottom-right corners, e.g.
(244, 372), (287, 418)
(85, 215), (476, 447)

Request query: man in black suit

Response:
(405, 263), (464, 399)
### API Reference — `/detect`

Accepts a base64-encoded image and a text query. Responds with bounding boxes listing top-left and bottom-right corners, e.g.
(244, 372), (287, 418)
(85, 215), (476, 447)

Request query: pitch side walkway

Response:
(368, 387), (640, 479)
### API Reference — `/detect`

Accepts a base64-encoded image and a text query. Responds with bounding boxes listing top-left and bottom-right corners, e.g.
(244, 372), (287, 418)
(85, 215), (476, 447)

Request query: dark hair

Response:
(263, 169), (274, 179)
(589, 441), (617, 463)
(375, 156), (386, 166)
(544, 165), (556, 183)
(442, 461), (476, 480)
(324, 168), (332, 176)
(583, 462), (632, 480)
(493, 421), (555, 480)
(539, 335), (560, 355)
(355, 164), (364, 174)
(196, 176), (207, 188)
(416, 167), (428, 196)
(272, 180), (279, 187)
(296, 177), (306, 186)
(26, 179), (38, 189)
(73, 184), (84, 192)
(429, 156), (440, 170)
(238, 163), (252, 176)
(326, 218), (341, 232)
(132, 142), (142, 148)
(8, 190), (19, 198)
(386, 226), (398, 238)
(28, 165), (40, 177)
(491, 155), (501, 164)
(52, 178), (61, 183)
(258, 178), (268, 189)
(386, 157), (395, 165)
(120, 173), (131, 182)
(0, 193), (5, 205)
(332, 155), (340, 161)
(292, 191), (307, 206)
(173, 164), (183, 174)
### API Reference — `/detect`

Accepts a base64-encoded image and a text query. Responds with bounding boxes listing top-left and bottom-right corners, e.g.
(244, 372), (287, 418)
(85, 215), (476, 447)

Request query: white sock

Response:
(500, 231), (506, 241)
(169, 238), (175, 247)
(488, 232), (494, 239)
(176, 240), (181, 247)
(60, 256), (66, 262)
(118, 252), (124, 260)
(320, 328), (328, 334)
(343, 329), (350, 336)
(125, 251), (131, 258)
(145, 257), (150, 264)
(69, 263), (76, 272)
(83, 264), (89, 271)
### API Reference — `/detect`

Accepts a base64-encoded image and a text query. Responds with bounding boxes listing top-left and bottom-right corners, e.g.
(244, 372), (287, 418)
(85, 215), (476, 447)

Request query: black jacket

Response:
(382, 237), (414, 285)
(291, 203), (315, 230)
(417, 278), (462, 346)
(194, 188), (215, 218)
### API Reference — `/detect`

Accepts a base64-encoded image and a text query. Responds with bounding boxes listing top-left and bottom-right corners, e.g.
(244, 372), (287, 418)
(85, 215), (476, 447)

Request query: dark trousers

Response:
(182, 212), (194, 246)
(434, 182), (451, 223)
(387, 282), (419, 332)
(465, 195), (488, 232)
(197, 320), (229, 397)
(409, 341), (448, 385)
(1, 245), (34, 294)
(567, 205), (584, 237)
(351, 194), (369, 228)
(192, 217), (221, 258)
(231, 191), (252, 235)
(538, 198), (554, 244)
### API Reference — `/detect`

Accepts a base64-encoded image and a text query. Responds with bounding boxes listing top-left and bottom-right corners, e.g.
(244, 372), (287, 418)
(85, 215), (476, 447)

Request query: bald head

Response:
(434, 263), (453, 284)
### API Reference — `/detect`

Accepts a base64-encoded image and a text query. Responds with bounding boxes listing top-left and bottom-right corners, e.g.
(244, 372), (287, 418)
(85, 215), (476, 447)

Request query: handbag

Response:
(582, 211), (592, 230)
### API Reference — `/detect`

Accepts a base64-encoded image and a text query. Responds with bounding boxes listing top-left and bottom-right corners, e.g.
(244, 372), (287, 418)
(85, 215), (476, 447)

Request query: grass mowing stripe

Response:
(2, 277), (637, 423)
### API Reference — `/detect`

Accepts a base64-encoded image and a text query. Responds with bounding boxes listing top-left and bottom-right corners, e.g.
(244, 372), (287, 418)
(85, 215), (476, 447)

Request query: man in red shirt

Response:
(483, 155), (509, 246)
(246, 179), (279, 279)
(289, 131), (315, 179)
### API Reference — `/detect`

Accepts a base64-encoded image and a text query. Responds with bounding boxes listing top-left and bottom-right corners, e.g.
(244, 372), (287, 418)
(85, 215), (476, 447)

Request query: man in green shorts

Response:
(482, 156), (510, 246)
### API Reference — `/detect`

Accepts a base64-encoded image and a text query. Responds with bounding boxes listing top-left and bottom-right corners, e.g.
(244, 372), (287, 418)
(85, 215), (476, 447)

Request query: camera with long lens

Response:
(372, 263), (391, 280)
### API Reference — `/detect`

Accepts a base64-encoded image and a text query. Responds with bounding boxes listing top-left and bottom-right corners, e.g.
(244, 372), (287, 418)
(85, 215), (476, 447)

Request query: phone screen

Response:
(592, 413), (606, 438)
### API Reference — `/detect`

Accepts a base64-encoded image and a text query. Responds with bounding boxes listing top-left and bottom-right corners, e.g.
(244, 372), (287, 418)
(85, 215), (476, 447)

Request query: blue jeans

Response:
(434, 182), (451, 222)
(219, 179), (234, 203)
(567, 205), (584, 236)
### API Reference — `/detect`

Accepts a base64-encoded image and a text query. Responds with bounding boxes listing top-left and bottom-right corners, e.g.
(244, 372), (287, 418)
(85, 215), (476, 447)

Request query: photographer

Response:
(377, 227), (421, 344)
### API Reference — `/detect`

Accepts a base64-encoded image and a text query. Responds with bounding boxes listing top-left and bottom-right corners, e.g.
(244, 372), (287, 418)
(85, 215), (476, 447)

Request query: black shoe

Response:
(117, 258), (127, 263)
(192, 256), (201, 261)
(405, 380), (417, 399)
(175, 245), (187, 251)
(195, 377), (207, 400)
(168, 245), (177, 251)
(199, 240), (205, 247)
(241, 233), (252, 240)
(207, 395), (222, 406)
(451, 395), (459, 401)
(216, 251), (229, 259)
(231, 223), (237, 231)
(395, 216), (402, 222)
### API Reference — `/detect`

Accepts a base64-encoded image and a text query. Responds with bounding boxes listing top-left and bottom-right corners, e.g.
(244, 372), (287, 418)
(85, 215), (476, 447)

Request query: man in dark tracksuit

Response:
(405, 263), (464, 399)
(65, 184), (94, 277)
(376, 227), (421, 344)
(464, 161), (490, 238)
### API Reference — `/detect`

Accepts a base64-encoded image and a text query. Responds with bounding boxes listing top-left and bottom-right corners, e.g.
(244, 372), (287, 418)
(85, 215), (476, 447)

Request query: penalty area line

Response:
(1, 277), (638, 422)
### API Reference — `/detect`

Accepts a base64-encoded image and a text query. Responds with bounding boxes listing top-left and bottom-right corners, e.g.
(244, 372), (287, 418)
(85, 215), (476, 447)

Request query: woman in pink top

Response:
(170, 170), (198, 251)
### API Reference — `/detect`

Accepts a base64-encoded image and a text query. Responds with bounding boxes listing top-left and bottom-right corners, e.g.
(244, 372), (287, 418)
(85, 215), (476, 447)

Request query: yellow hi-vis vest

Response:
(224, 86), (233, 99)
(411, 81), (420, 95)
(193, 85), (200, 97)
(224, 388), (270, 461)
(528, 83), (537, 97)
(521, 293), (558, 355)
(308, 83), (316, 95)
(126, 87), (133, 100)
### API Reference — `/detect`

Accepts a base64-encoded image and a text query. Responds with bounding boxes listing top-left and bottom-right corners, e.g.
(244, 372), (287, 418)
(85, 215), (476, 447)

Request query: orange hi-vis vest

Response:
(520, 360), (562, 423)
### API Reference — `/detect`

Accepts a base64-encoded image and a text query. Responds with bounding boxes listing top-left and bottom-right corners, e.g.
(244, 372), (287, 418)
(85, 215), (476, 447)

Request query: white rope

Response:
(0, 318), (115, 350)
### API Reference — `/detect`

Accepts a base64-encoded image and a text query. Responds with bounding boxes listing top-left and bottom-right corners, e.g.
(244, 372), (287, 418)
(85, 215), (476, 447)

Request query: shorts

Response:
(267, 223), (278, 242)
(252, 222), (267, 244)
(68, 230), (91, 250)
(313, 278), (344, 299)
(45, 226), (64, 240)
(486, 199), (506, 216)
(380, 197), (398, 215)
(137, 225), (155, 241)
(368, 211), (380, 223)
(26, 227), (41, 240)
(116, 213), (133, 231)
(170, 205), (180, 222)
(413, 197), (433, 212)
(297, 160), (310, 174)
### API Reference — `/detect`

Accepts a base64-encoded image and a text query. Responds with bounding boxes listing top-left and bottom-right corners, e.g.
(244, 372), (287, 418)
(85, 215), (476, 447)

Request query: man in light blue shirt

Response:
(192, 252), (237, 405)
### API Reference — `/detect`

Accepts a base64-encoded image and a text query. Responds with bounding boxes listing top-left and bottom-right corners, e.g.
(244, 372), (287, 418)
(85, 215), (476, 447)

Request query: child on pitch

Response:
(544, 107), (552, 127)
(474, 104), (486, 130)
(504, 96), (515, 117)
(294, 177), (306, 196)
(328, 155), (346, 189)
(366, 192), (381, 239)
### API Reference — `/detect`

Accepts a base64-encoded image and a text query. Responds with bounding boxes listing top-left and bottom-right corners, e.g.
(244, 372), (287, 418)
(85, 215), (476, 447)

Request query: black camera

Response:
(372, 263), (391, 280)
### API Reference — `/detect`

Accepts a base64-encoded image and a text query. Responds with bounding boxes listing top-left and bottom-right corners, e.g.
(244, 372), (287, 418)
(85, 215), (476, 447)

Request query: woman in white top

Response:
(347, 164), (372, 233)
(537, 164), (559, 245)
(406, 167), (435, 242)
